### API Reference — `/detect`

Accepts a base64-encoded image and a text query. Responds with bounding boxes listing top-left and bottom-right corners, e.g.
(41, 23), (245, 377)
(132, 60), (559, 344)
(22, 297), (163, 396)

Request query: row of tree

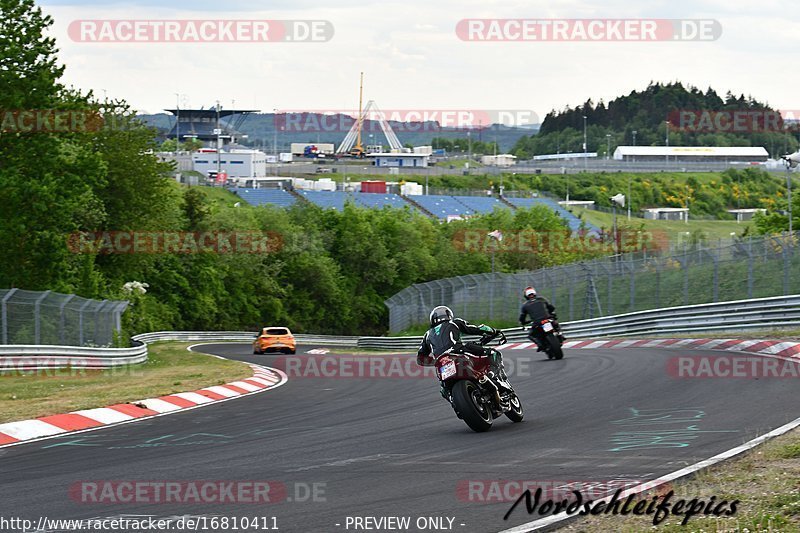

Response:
(512, 82), (799, 159)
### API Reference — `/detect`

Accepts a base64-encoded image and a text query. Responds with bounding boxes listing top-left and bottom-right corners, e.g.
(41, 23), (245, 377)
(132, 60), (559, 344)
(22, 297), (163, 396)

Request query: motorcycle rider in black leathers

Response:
(416, 306), (510, 391)
(519, 286), (565, 350)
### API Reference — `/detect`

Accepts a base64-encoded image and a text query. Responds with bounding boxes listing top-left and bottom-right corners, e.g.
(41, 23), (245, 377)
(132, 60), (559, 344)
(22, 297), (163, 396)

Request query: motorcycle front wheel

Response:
(505, 394), (524, 423)
(452, 380), (493, 432)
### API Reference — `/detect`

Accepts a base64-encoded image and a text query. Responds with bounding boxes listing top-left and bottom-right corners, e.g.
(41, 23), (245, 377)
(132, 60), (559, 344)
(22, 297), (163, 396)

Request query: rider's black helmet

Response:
(429, 306), (454, 327)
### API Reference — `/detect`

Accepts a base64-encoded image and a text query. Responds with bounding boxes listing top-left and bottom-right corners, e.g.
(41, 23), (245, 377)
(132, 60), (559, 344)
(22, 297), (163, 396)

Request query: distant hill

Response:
(512, 82), (797, 159)
(138, 112), (538, 153)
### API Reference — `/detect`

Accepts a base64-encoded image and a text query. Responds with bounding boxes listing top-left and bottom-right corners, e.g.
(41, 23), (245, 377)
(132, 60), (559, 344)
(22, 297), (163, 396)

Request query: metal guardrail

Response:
(0, 342), (148, 370)
(133, 331), (359, 346)
(359, 294), (800, 350)
(2, 295), (798, 368)
(0, 331), (360, 371)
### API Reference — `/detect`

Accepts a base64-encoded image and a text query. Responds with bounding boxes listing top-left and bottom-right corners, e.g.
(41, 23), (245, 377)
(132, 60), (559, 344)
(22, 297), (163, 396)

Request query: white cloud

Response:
(41, 0), (800, 117)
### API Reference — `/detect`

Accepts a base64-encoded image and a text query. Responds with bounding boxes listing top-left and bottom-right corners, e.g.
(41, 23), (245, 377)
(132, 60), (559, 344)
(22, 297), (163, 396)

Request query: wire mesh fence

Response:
(385, 233), (800, 333)
(0, 289), (128, 346)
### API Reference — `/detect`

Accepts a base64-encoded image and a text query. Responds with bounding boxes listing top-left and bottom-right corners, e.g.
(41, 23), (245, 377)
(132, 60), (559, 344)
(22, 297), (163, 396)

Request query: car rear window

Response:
(265, 328), (289, 335)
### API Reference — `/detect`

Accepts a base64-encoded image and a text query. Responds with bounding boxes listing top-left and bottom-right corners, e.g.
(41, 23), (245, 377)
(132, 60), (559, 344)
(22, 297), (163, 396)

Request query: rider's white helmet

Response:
(429, 306), (454, 327)
(524, 286), (537, 299)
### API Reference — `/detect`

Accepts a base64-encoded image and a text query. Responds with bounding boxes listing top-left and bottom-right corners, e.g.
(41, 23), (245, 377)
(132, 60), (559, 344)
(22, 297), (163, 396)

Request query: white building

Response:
(192, 149), (267, 178)
(367, 153), (429, 167)
(558, 200), (595, 208)
(532, 152), (598, 160)
(727, 208), (766, 223)
(613, 146), (769, 162)
(643, 207), (690, 221)
(481, 154), (517, 167)
(400, 182), (424, 195)
(155, 152), (194, 172)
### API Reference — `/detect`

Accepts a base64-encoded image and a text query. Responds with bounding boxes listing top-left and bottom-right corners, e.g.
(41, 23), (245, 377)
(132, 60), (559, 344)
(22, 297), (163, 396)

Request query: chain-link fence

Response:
(385, 233), (800, 333)
(0, 289), (129, 346)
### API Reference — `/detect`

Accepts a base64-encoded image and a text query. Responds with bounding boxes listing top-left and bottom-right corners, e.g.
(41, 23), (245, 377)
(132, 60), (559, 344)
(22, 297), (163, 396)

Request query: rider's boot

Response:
(488, 351), (512, 390)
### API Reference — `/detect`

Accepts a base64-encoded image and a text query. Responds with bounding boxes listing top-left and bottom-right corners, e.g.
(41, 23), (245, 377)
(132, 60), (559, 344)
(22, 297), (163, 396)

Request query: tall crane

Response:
(354, 72), (364, 156)
(336, 72), (403, 156)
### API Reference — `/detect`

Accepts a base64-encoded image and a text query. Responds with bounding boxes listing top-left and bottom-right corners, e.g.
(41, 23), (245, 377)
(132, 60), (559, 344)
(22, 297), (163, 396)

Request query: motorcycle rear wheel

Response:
(452, 380), (493, 432)
(547, 334), (564, 360)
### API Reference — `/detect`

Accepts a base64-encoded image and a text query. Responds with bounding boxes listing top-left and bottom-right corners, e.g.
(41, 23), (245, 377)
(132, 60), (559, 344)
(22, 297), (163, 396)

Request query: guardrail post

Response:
(93, 300), (110, 346)
(58, 294), (75, 345)
(747, 238), (754, 299)
(683, 256), (690, 306)
(568, 266), (575, 322)
(629, 257), (636, 312)
(78, 298), (93, 346)
(33, 290), (51, 345)
(655, 260), (662, 309)
(712, 251), (719, 302)
(782, 236), (790, 295)
(1, 288), (18, 345)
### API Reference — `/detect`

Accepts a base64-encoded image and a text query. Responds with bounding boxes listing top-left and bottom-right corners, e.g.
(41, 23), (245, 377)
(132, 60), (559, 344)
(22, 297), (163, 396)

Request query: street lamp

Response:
(215, 101), (221, 176)
(665, 120), (670, 166)
(582, 115), (588, 171)
(632, 129), (637, 163)
(467, 130), (472, 167)
(273, 108), (278, 176)
(174, 93), (182, 151)
(487, 230), (503, 319)
(605, 133), (611, 160)
(610, 194), (626, 256)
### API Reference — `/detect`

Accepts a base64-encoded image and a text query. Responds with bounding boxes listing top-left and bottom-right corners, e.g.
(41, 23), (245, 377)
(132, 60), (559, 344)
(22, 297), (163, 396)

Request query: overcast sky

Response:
(39, 0), (800, 122)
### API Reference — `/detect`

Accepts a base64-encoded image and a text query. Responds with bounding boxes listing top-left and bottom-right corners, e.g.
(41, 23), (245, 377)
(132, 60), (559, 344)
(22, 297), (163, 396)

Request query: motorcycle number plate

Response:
(440, 361), (456, 379)
(542, 322), (554, 332)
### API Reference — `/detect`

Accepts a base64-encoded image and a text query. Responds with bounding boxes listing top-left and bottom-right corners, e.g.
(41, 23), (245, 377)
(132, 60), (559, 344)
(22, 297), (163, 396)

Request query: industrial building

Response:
(481, 154), (517, 167)
(613, 146), (769, 163)
(367, 153), (429, 167)
(643, 207), (690, 221)
(727, 208), (767, 223)
(191, 149), (267, 178)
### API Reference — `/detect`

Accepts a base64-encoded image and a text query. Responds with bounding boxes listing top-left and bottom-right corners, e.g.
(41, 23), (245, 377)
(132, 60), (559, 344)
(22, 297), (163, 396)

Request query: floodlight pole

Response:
(788, 163), (793, 236)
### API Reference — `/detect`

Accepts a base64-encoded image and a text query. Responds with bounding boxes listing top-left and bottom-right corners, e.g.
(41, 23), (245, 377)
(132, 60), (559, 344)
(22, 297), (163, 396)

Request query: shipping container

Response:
(361, 180), (387, 194)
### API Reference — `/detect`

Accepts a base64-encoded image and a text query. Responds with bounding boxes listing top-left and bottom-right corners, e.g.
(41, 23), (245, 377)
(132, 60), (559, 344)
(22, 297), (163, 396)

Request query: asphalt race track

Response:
(2, 343), (800, 533)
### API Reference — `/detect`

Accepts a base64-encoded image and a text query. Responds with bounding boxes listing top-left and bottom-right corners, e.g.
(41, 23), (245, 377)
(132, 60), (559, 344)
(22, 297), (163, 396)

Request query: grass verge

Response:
(562, 427), (800, 532)
(570, 206), (753, 241)
(0, 342), (251, 424)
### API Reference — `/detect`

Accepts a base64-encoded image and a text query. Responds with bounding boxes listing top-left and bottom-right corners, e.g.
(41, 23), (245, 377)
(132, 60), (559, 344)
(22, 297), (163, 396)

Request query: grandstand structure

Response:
(231, 188), (597, 232)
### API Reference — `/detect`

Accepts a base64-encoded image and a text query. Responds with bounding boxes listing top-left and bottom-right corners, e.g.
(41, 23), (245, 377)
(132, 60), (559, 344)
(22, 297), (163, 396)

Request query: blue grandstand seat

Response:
(406, 194), (475, 220)
(452, 195), (505, 214)
(298, 190), (353, 210)
(237, 188), (297, 207)
(354, 193), (412, 210)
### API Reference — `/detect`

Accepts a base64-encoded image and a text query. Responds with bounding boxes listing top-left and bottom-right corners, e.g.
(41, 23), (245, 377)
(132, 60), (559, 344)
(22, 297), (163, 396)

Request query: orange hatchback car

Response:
(253, 327), (296, 354)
